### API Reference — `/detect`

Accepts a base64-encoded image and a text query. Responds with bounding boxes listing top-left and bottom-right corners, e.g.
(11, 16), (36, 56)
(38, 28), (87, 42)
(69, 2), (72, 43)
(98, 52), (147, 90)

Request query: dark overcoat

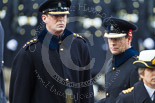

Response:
(9, 28), (94, 103)
(116, 81), (154, 103)
(98, 47), (139, 103)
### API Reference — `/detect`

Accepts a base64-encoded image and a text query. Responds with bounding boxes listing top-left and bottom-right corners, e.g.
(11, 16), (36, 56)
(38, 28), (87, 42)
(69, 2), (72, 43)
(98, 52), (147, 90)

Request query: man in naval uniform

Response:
(0, 21), (6, 103)
(116, 50), (155, 103)
(98, 17), (139, 103)
(9, 0), (94, 103)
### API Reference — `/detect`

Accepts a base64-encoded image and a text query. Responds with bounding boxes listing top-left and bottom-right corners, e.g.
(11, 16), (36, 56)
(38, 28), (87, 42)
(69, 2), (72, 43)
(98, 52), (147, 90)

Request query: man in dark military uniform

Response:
(3, 0), (44, 67)
(9, 0), (94, 103)
(116, 50), (155, 103)
(0, 21), (6, 103)
(98, 17), (139, 103)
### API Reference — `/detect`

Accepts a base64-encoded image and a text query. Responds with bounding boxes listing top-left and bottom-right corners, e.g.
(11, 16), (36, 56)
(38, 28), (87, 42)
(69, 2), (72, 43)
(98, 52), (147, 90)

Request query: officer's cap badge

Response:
(58, 2), (62, 7)
(151, 57), (155, 65)
(110, 25), (114, 31)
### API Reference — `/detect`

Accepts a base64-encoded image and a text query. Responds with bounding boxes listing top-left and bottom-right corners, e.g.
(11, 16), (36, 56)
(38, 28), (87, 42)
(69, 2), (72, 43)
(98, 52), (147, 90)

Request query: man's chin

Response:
(57, 28), (65, 32)
(111, 51), (120, 55)
(55, 29), (64, 36)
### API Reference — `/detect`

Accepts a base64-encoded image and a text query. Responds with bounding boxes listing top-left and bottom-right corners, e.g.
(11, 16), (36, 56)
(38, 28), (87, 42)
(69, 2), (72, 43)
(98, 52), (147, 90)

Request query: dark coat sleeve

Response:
(9, 49), (35, 103)
(71, 37), (94, 103)
(116, 88), (134, 103)
(116, 92), (133, 103)
(116, 95), (125, 103)
(129, 66), (139, 86)
(79, 40), (94, 103)
(96, 98), (106, 103)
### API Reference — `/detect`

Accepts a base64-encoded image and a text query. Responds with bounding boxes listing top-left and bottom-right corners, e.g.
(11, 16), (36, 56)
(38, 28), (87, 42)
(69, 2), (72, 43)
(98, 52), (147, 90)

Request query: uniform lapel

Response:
(61, 29), (73, 49)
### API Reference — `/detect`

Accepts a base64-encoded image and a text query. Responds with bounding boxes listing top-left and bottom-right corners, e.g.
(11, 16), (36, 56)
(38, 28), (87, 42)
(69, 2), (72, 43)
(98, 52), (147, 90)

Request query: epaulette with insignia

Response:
(73, 33), (84, 39)
(23, 37), (38, 49)
(122, 87), (134, 94)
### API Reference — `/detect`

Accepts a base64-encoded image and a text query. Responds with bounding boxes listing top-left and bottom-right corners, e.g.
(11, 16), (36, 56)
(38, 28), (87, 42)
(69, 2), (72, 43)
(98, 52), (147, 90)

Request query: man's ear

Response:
(128, 36), (132, 44)
(42, 14), (47, 23)
(140, 74), (144, 79)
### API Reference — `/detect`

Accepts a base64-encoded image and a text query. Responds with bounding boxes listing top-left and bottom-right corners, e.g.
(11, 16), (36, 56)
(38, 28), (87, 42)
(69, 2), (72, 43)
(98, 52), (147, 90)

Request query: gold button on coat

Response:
(66, 78), (69, 82)
(106, 93), (109, 96)
(112, 67), (115, 71)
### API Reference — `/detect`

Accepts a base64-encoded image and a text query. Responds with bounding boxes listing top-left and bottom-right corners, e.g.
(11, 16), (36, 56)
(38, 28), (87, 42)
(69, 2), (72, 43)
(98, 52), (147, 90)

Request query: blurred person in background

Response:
(0, 21), (6, 103)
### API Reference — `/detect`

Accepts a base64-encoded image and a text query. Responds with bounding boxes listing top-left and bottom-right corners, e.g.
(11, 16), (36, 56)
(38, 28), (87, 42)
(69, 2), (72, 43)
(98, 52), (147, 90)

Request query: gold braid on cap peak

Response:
(133, 60), (155, 69)
(152, 57), (155, 65)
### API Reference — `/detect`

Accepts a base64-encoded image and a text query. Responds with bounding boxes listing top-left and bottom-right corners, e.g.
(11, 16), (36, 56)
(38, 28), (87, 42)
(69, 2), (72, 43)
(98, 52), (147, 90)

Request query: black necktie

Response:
(153, 91), (155, 102)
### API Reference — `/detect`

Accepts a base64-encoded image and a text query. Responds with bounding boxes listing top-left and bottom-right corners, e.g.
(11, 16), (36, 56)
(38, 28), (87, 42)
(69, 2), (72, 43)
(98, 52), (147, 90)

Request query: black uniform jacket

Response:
(98, 47), (139, 103)
(116, 81), (154, 103)
(9, 28), (94, 103)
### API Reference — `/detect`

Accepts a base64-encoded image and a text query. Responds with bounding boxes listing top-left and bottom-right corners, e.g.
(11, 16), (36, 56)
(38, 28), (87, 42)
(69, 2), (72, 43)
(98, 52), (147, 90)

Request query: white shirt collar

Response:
(144, 84), (155, 101)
